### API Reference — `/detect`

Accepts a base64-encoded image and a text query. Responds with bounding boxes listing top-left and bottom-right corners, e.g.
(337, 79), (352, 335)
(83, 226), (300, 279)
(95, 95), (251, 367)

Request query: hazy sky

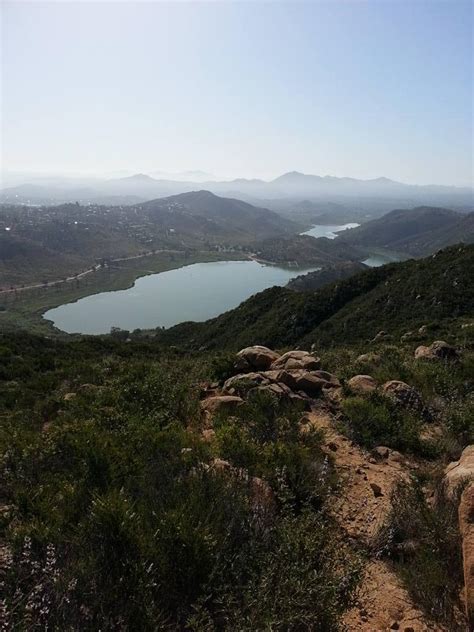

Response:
(2, 1), (473, 185)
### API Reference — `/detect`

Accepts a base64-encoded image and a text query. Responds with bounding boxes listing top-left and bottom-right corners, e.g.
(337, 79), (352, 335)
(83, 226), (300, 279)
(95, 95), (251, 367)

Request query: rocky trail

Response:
(308, 411), (444, 632)
(201, 344), (469, 632)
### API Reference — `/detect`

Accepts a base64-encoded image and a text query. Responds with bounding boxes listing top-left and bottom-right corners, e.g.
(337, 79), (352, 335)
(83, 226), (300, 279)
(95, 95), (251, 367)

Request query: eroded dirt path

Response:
(307, 411), (446, 632)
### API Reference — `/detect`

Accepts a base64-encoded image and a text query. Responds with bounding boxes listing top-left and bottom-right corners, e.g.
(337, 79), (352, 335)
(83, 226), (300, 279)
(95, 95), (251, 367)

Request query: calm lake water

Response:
(45, 223), (403, 335)
(302, 222), (402, 268)
(302, 222), (360, 239)
(44, 260), (319, 335)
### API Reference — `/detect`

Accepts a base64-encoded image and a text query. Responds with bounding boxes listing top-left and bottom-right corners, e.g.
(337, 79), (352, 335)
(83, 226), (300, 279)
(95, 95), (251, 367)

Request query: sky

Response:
(1, 0), (473, 186)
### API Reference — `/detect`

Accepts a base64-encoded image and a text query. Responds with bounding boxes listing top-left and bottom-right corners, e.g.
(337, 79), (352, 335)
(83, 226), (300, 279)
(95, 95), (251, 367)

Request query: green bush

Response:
(341, 392), (436, 456)
(1, 335), (360, 630)
(374, 478), (464, 628)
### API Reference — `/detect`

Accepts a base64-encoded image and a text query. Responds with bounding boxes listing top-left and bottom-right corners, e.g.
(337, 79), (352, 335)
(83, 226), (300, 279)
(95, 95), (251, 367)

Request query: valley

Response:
(1, 193), (473, 336)
(3, 3), (473, 629)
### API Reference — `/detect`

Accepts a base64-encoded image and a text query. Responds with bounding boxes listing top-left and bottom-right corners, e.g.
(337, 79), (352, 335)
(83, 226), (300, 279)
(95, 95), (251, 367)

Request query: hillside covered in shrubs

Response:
(156, 244), (474, 351)
(1, 244), (474, 630)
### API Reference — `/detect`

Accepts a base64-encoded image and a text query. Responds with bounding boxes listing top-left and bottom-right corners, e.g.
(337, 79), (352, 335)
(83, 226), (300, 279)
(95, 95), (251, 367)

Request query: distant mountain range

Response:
(1, 171), (472, 214)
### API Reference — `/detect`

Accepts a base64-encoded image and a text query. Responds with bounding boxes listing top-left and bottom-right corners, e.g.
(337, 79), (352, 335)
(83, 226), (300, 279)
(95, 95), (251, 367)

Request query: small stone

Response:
(370, 482), (383, 497)
(389, 622), (399, 630)
(403, 628), (415, 632)
(328, 441), (338, 452)
(372, 446), (390, 459)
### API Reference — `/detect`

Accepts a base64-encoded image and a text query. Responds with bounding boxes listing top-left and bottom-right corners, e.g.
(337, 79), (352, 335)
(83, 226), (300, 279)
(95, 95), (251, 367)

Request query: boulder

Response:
(235, 346), (280, 371)
(249, 382), (290, 401)
(347, 374), (377, 394)
(262, 369), (298, 389)
(312, 370), (341, 388)
(459, 482), (474, 625)
(415, 340), (460, 362)
(270, 350), (321, 371)
(223, 372), (268, 394)
(293, 372), (326, 396)
(445, 446), (474, 497)
(382, 380), (424, 413)
(63, 392), (77, 401)
(200, 395), (243, 414)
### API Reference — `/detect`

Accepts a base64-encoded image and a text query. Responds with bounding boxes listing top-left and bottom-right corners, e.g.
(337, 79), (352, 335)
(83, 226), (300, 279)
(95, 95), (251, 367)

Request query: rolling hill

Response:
(0, 193), (299, 286)
(340, 206), (474, 255)
(138, 190), (299, 241)
(156, 244), (474, 350)
(286, 261), (369, 291)
(251, 234), (361, 266)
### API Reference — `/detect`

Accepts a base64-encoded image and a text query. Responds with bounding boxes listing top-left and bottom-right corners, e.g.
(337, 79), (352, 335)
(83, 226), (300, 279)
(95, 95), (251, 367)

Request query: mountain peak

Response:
(273, 171), (308, 182)
(120, 173), (156, 182)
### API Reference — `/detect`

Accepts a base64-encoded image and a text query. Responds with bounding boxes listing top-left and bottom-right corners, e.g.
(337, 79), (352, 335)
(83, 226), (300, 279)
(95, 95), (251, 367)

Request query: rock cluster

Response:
(220, 346), (339, 407)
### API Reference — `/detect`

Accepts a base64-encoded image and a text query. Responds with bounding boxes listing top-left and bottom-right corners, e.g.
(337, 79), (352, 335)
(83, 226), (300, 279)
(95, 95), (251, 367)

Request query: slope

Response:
(139, 190), (299, 240)
(156, 244), (474, 350)
(340, 206), (471, 255)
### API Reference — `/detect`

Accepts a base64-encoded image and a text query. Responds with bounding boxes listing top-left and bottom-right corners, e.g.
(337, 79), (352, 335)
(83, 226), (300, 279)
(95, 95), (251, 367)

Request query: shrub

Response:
(374, 477), (464, 628)
(340, 392), (436, 456)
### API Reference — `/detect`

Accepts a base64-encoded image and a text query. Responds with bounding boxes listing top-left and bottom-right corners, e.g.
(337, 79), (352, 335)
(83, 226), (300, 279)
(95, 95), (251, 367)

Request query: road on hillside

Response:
(0, 249), (184, 295)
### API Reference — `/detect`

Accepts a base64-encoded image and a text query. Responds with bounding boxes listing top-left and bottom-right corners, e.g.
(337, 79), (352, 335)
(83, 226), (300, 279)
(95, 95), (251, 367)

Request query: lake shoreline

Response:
(44, 258), (322, 335)
(0, 251), (247, 336)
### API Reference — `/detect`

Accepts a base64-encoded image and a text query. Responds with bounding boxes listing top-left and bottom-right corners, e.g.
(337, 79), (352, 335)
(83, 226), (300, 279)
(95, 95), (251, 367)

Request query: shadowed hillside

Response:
(156, 244), (474, 350)
(340, 207), (474, 255)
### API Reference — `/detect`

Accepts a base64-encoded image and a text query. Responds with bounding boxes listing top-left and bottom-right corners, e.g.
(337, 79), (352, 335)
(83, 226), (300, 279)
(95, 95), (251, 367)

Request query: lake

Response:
(301, 222), (360, 239)
(362, 252), (403, 267)
(44, 222), (402, 335)
(301, 222), (403, 268)
(44, 260), (319, 335)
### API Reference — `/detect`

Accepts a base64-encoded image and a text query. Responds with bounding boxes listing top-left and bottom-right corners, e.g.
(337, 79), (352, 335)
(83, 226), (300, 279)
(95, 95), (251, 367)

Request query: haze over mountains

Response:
(1, 171), (472, 213)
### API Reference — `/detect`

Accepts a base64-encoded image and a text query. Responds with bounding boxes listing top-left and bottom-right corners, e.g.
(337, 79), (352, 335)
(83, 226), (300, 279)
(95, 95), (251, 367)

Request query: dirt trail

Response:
(307, 411), (446, 632)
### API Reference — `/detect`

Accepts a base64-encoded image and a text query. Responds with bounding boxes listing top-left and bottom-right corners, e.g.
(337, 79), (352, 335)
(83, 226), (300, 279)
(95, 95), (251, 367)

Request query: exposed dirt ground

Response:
(307, 411), (448, 632)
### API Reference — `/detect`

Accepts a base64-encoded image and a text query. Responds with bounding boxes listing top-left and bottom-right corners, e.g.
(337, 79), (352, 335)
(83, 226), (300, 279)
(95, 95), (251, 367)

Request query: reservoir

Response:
(44, 259), (319, 335)
(44, 223), (402, 335)
(301, 222), (360, 239)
